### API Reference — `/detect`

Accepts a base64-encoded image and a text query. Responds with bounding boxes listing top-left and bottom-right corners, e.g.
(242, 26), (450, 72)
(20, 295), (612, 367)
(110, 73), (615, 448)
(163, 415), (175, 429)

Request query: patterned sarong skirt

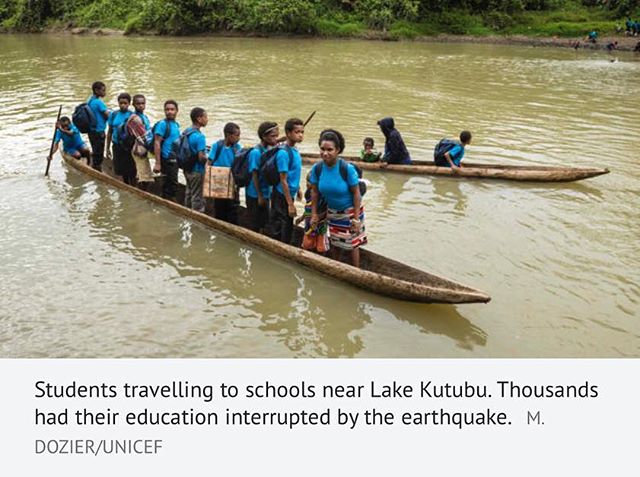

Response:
(327, 205), (367, 250)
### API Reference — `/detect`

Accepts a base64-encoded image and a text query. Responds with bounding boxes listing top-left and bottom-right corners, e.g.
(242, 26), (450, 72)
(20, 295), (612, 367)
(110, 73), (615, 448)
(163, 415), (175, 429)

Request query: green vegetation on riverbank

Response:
(1, 0), (638, 38)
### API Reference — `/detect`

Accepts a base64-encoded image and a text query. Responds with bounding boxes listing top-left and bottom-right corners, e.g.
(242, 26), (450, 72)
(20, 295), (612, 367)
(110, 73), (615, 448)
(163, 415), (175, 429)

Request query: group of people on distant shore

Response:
(49, 81), (472, 268)
(625, 17), (640, 36)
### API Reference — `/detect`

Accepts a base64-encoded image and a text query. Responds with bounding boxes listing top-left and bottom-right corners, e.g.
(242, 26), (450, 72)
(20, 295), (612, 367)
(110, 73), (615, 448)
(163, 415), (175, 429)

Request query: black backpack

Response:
(209, 140), (225, 165)
(259, 145), (294, 187)
(230, 145), (255, 187)
(210, 140), (248, 187)
(312, 158), (367, 197)
(115, 113), (134, 150)
(434, 138), (459, 161)
(169, 128), (198, 172)
(72, 102), (96, 134)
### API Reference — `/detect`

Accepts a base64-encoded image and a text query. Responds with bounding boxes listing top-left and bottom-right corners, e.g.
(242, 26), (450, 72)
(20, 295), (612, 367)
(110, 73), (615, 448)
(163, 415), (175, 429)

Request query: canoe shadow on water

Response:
(49, 165), (487, 358)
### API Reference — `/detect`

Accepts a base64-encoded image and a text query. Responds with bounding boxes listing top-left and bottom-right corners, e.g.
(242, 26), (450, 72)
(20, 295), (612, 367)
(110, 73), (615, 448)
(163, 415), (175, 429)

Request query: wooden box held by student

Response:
(203, 164), (235, 199)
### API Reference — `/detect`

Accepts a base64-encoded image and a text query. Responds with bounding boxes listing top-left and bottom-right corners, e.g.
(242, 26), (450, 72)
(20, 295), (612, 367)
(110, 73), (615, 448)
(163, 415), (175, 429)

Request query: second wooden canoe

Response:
(301, 153), (609, 182)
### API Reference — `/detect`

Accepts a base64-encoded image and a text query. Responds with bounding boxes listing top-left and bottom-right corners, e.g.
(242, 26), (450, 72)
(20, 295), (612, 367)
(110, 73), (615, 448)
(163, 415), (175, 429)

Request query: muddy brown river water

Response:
(0, 34), (638, 357)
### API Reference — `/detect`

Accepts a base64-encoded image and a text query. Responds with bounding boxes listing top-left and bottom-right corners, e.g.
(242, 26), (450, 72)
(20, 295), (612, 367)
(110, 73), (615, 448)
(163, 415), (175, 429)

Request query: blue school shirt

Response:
(275, 146), (302, 198)
(309, 160), (359, 211)
(208, 141), (241, 168)
(154, 119), (181, 160)
(88, 95), (109, 133)
(245, 145), (271, 200)
(107, 110), (132, 145)
(54, 124), (85, 152)
(447, 145), (465, 166)
(186, 128), (207, 174)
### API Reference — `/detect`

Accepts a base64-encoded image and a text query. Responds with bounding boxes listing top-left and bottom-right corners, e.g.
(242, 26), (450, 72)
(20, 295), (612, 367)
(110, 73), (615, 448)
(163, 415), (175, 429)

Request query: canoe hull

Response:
(301, 154), (609, 182)
(60, 153), (490, 304)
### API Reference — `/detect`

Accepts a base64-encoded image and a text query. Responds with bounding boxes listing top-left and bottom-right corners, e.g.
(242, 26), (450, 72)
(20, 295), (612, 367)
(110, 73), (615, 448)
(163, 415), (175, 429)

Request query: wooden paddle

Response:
(278, 110), (316, 142)
(45, 105), (63, 177)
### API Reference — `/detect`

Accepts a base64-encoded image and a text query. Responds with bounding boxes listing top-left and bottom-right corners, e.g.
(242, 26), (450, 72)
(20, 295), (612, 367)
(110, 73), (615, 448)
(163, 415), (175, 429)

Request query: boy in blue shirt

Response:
(153, 100), (181, 201)
(435, 130), (472, 173)
(269, 117), (304, 244)
(87, 81), (110, 171)
(183, 107), (209, 213)
(246, 121), (279, 233)
(48, 116), (91, 163)
(106, 92), (134, 185)
(208, 122), (242, 224)
(129, 94), (153, 191)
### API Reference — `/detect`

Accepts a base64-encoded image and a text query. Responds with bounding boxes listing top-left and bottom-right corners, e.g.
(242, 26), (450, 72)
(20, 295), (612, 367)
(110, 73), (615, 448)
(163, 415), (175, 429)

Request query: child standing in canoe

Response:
(106, 93), (135, 185)
(128, 94), (153, 191)
(246, 121), (279, 233)
(152, 100), (181, 201)
(87, 81), (110, 171)
(208, 122), (242, 224)
(182, 107), (209, 213)
(269, 118), (304, 244)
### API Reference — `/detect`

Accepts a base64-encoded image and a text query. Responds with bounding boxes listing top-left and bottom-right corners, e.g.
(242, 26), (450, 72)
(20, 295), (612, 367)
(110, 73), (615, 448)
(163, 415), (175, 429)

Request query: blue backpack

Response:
(259, 145), (294, 186)
(72, 102), (97, 134)
(433, 138), (459, 161)
(312, 159), (366, 196)
(169, 128), (198, 172)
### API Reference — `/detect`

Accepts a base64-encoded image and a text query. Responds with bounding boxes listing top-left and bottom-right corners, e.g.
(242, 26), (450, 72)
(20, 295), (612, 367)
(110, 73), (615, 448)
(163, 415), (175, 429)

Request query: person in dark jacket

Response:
(377, 117), (411, 165)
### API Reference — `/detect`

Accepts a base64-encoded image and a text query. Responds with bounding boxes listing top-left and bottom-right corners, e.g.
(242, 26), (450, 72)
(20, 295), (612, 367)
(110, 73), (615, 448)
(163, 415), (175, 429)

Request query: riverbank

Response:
(32, 25), (640, 52)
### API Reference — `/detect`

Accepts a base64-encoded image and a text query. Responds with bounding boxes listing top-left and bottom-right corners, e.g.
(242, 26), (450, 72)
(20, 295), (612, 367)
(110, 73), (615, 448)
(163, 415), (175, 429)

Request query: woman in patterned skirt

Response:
(309, 129), (367, 268)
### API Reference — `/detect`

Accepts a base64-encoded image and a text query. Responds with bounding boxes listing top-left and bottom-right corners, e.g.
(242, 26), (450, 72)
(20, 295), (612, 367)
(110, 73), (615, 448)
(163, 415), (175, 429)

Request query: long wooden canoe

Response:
(301, 153), (609, 182)
(60, 153), (490, 304)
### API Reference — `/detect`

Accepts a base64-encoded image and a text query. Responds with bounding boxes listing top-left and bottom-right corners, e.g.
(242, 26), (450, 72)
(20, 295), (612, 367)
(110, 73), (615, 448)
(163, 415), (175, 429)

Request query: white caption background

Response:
(0, 359), (637, 476)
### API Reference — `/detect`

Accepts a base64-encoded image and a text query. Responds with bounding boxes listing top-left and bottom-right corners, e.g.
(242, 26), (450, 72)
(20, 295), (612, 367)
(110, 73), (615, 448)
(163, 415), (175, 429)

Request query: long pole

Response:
(303, 110), (316, 127)
(45, 105), (63, 177)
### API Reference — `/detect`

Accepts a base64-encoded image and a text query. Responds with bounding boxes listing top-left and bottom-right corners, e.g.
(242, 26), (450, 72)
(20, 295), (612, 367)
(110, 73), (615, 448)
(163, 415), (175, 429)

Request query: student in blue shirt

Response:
(208, 122), (242, 224)
(269, 118), (304, 244)
(87, 81), (111, 171)
(309, 129), (366, 268)
(434, 130), (472, 173)
(129, 94), (153, 191)
(106, 92), (134, 185)
(153, 100), (181, 200)
(183, 107), (209, 213)
(246, 121), (280, 233)
(48, 116), (91, 164)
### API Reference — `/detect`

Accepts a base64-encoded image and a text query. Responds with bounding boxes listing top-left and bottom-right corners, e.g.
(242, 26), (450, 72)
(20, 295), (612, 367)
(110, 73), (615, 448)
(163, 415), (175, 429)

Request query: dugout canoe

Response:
(301, 153), (609, 182)
(60, 153), (490, 304)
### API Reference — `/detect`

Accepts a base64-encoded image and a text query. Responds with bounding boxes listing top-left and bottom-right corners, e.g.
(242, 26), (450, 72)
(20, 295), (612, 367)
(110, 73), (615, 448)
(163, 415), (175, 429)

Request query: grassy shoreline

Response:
(10, 24), (638, 52)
